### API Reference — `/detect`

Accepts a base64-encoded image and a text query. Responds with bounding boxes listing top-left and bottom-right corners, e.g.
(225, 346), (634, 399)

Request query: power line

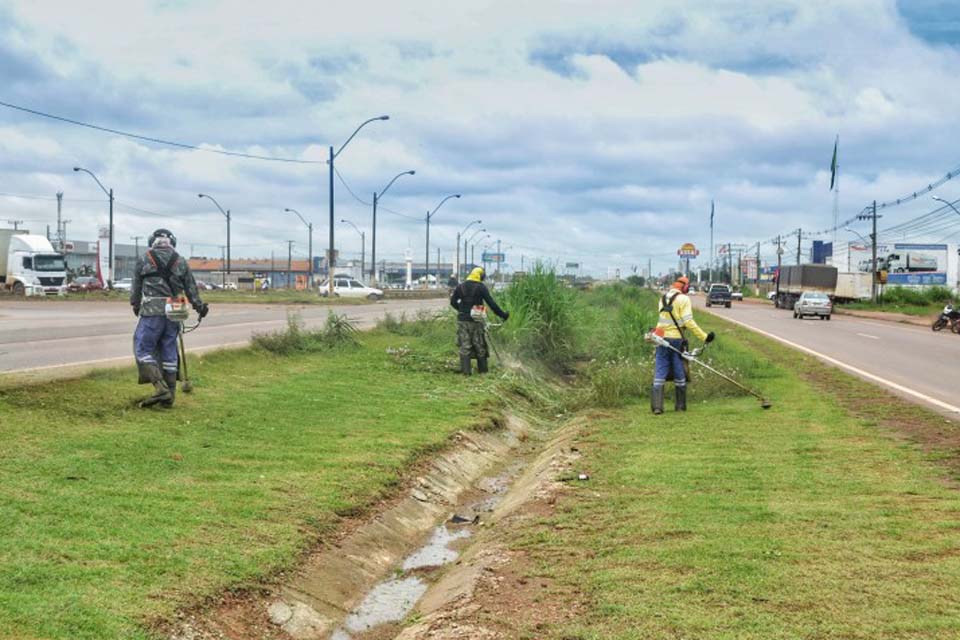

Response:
(0, 99), (325, 164)
(332, 166), (421, 221)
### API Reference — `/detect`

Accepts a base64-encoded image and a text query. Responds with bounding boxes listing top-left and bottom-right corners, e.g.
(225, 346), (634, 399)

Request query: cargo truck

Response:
(0, 229), (68, 296)
(834, 272), (872, 302)
(774, 264), (838, 309)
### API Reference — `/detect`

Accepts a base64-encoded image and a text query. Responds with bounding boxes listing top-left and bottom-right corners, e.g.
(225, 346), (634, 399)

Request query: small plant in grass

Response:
(252, 312), (360, 354)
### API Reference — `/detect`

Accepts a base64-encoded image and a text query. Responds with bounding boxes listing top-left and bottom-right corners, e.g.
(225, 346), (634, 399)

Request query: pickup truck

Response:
(705, 284), (732, 308)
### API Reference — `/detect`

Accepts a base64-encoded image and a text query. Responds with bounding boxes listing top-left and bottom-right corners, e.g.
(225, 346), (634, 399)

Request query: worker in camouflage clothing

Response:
(130, 228), (208, 407)
(449, 267), (509, 375)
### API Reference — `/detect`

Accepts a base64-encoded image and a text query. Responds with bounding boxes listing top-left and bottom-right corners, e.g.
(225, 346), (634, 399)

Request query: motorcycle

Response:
(931, 304), (960, 333)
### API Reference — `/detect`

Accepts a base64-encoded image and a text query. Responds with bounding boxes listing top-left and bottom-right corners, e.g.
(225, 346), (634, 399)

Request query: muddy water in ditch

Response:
(328, 462), (523, 639)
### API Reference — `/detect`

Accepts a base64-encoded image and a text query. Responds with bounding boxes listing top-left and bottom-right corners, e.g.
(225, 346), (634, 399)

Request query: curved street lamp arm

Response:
(333, 115), (390, 159)
(379, 170), (416, 199)
(460, 219), (482, 235)
(73, 167), (110, 197)
(467, 228), (487, 243)
(844, 227), (871, 245)
(340, 218), (364, 238)
(932, 195), (960, 217)
(428, 193), (462, 220)
(285, 207), (309, 227)
(198, 193), (228, 218)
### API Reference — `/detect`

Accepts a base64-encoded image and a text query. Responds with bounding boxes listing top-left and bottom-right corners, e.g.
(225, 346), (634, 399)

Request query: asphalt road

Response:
(693, 296), (960, 416)
(0, 298), (447, 378)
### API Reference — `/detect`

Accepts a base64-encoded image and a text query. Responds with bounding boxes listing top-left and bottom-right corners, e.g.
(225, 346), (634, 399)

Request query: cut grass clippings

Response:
(0, 328), (496, 640)
(497, 311), (960, 640)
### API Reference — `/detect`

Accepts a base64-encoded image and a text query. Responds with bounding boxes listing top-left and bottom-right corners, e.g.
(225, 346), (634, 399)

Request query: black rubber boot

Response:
(161, 372), (178, 408)
(675, 385), (687, 412)
(651, 385), (664, 415)
(460, 356), (472, 376)
(477, 357), (489, 374)
(138, 365), (172, 408)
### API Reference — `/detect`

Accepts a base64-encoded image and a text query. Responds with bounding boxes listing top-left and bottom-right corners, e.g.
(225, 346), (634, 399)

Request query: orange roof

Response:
(188, 258), (312, 272)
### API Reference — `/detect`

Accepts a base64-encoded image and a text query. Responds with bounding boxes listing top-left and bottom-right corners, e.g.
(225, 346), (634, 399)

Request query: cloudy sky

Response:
(1, 0), (959, 275)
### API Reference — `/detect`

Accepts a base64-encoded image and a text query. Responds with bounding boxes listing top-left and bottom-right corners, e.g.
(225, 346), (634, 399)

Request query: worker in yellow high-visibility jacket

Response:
(653, 276), (714, 414)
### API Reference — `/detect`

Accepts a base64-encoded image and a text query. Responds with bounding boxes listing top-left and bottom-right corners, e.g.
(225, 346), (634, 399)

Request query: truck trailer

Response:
(774, 264), (838, 309)
(0, 229), (68, 296)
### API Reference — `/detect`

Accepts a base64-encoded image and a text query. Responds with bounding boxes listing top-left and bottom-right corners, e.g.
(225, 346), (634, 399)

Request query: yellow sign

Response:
(677, 243), (699, 258)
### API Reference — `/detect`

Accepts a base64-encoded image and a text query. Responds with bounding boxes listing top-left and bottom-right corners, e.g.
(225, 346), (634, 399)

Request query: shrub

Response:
(500, 265), (581, 369)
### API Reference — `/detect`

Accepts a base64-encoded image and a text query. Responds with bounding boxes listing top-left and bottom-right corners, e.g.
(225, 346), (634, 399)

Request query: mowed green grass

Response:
(514, 319), (960, 639)
(0, 332), (492, 640)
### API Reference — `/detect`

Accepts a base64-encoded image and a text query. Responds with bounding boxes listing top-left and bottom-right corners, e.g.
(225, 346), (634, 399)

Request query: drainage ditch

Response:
(170, 412), (584, 640)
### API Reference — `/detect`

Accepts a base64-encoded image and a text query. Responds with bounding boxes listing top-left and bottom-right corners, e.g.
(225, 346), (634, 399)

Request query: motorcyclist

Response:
(130, 229), (208, 407)
(652, 275), (714, 414)
(449, 267), (508, 375)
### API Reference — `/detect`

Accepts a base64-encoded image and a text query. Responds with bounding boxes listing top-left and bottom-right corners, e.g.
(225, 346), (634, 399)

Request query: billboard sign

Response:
(845, 242), (955, 287)
(677, 242), (699, 258)
(482, 252), (505, 263)
(565, 262), (580, 269)
(96, 226), (110, 286)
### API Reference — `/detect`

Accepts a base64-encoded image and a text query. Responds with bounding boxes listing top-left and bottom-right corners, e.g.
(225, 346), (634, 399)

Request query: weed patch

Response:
(251, 311), (359, 354)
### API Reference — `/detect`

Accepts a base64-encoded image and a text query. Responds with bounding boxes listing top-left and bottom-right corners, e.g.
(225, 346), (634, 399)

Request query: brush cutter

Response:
(177, 314), (203, 394)
(645, 330), (772, 409)
(482, 315), (505, 366)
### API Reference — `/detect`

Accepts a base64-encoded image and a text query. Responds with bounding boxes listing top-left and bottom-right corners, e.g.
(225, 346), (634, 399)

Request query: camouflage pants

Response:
(457, 320), (488, 358)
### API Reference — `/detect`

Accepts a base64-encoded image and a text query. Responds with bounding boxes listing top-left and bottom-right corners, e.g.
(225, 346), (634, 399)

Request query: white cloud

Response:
(1, 0), (959, 274)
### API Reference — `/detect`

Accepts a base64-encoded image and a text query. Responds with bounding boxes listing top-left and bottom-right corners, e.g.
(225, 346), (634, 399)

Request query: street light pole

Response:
(372, 169), (415, 285)
(284, 208), (313, 285)
(327, 115), (390, 296)
(197, 193), (231, 276)
(341, 219), (366, 280)
(932, 195), (960, 218)
(424, 194), (461, 288)
(456, 219), (481, 280)
(73, 167), (114, 287)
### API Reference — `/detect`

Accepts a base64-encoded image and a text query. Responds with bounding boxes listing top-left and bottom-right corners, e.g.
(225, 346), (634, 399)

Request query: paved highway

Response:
(0, 298), (447, 379)
(694, 297), (960, 416)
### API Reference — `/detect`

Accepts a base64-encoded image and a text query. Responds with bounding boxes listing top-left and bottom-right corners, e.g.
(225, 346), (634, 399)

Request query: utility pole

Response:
(496, 238), (501, 282)
(776, 235), (782, 306)
(287, 241), (295, 289)
(709, 200), (715, 282)
(857, 200), (878, 304)
(755, 241), (761, 292)
(727, 242), (733, 284)
(56, 191), (63, 250)
(271, 250), (275, 286)
(131, 236), (143, 261)
(220, 246), (226, 288)
(437, 247), (441, 282)
(796, 228), (802, 265)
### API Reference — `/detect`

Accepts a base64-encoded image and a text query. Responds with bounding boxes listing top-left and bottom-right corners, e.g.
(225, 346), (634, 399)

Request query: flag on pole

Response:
(829, 135), (838, 191)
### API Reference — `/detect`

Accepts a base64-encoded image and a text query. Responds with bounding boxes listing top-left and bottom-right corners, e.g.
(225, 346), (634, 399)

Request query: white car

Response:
(320, 277), (384, 300)
(113, 278), (133, 291)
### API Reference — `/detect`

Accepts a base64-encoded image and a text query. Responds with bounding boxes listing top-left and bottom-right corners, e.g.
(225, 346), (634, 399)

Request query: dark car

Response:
(67, 276), (103, 293)
(706, 284), (732, 308)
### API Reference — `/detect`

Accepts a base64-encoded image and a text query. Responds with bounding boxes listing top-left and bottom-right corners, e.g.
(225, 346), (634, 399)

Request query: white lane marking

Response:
(715, 314), (960, 415)
(856, 333), (879, 340)
(1, 341), (250, 374)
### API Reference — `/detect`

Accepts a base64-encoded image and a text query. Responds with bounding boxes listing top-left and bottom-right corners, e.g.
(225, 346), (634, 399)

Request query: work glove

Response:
(197, 303), (210, 319)
(705, 331), (716, 343)
(132, 304), (140, 317)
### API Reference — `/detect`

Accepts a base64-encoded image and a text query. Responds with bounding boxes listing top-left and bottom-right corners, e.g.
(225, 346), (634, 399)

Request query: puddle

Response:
(329, 462), (526, 639)
(330, 577), (427, 639)
(403, 526), (472, 571)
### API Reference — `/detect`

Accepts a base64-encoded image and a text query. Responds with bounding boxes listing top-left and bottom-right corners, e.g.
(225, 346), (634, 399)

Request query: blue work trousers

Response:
(134, 315), (180, 375)
(653, 338), (686, 388)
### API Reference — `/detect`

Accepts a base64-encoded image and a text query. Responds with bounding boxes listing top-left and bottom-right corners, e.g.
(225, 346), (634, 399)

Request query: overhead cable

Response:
(0, 99), (325, 164)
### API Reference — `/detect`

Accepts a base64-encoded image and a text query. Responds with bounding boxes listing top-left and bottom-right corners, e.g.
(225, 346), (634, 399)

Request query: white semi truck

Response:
(0, 229), (68, 296)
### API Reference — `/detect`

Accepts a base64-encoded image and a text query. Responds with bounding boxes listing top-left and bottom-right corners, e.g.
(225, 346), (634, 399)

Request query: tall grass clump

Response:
(252, 311), (359, 354)
(501, 265), (581, 369)
(880, 285), (956, 306)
